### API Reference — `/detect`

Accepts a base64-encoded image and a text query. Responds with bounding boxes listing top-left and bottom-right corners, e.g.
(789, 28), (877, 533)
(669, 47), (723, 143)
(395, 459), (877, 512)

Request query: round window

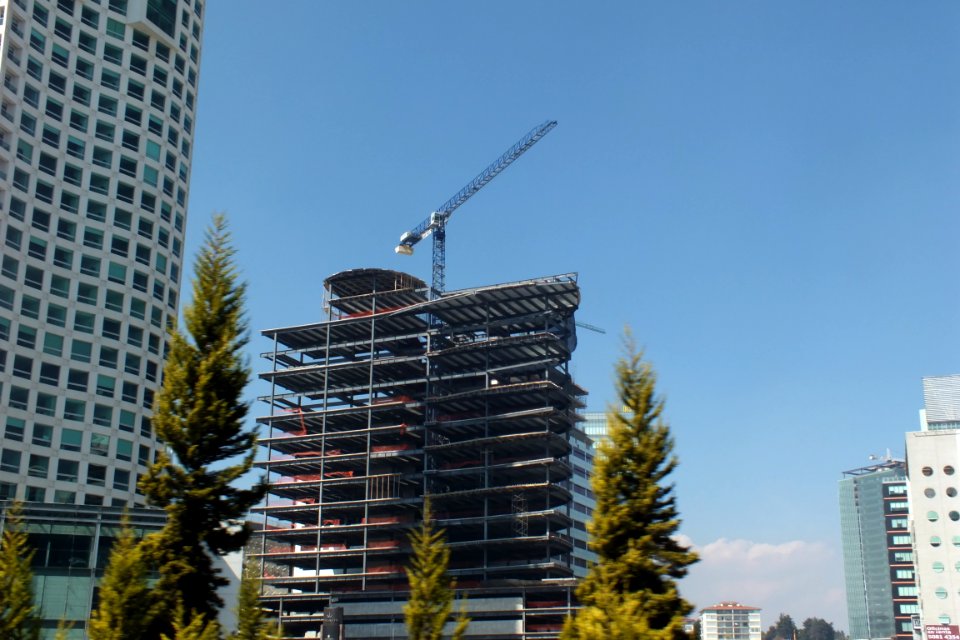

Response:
(929, 510), (940, 522)
(955, 561), (960, 572)
(934, 562), (945, 573)
(932, 536), (942, 547)
(926, 488), (937, 498)
(936, 587), (948, 599)
(940, 615), (953, 624)
(946, 465), (956, 475)
(951, 511), (960, 522)
(924, 466), (935, 476)
(953, 536), (960, 548)
(948, 487), (958, 498)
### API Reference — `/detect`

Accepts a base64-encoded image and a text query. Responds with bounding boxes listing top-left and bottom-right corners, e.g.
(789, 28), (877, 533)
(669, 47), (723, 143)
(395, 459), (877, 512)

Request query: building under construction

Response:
(253, 268), (588, 639)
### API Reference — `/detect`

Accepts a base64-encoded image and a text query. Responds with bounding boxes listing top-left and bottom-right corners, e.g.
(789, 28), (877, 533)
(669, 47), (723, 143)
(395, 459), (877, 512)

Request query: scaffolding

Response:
(254, 268), (586, 639)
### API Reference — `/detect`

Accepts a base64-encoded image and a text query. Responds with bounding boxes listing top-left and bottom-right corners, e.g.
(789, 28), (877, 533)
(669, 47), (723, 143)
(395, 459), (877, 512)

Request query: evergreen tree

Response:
(229, 558), (275, 640)
(88, 518), (153, 640)
(404, 499), (469, 640)
(162, 606), (222, 640)
(140, 215), (267, 638)
(562, 335), (698, 640)
(0, 502), (41, 640)
(764, 614), (798, 640)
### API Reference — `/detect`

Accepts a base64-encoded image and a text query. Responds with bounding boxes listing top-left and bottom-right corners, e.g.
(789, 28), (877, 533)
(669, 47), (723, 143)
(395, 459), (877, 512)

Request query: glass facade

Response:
(839, 461), (906, 640)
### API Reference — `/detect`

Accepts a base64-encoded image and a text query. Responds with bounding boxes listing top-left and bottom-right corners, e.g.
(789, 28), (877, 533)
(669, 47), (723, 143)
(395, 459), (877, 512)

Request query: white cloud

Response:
(678, 537), (847, 631)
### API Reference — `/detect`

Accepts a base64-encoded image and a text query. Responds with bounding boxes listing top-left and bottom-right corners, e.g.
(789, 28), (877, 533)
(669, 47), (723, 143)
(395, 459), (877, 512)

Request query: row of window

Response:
(2, 354), (152, 405)
(0, 246), (177, 310)
(1, 450), (146, 487)
(4, 385), (151, 430)
(1, 414), (150, 451)
(0, 480), (132, 507)
(927, 534), (960, 547)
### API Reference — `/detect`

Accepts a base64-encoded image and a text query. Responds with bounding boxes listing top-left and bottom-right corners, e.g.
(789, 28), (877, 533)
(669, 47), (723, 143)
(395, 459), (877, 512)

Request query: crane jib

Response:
(398, 120), (558, 247)
(395, 120), (558, 296)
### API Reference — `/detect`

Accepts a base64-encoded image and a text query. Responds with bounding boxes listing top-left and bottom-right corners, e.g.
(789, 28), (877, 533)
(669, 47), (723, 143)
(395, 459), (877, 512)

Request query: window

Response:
(32, 424), (53, 447)
(63, 398), (86, 422)
(119, 409), (136, 432)
(67, 369), (87, 392)
(891, 535), (912, 545)
(119, 155), (137, 177)
(93, 146), (112, 168)
(77, 282), (98, 305)
(57, 459), (79, 482)
(130, 54), (147, 75)
(42, 124), (61, 147)
(102, 318), (121, 340)
(96, 374), (115, 397)
(71, 339), (92, 363)
(103, 43), (123, 65)
(87, 464), (106, 487)
(61, 428), (83, 452)
(87, 200), (107, 222)
(90, 433), (109, 455)
(1, 450), (22, 473)
(99, 346), (118, 369)
(69, 110), (88, 132)
(121, 382), (138, 403)
(105, 289), (124, 312)
(95, 120), (114, 142)
(43, 333), (64, 357)
(39, 362), (60, 386)
(78, 30), (97, 55)
(90, 173), (110, 195)
(5, 418), (25, 442)
(113, 469), (130, 491)
(124, 104), (142, 125)
(80, 254), (100, 276)
(73, 83), (91, 106)
(74, 310), (95, 333)
(111, 235), (129, 257)
(28, 455), (48, 478)
(47, 303), (68, 326)
(127, 79), (144, 101)
(98, 94), (118, 116)
(106, 17), (126, 40)
(116, 439), (133, 462)
(8, 386), (29, 410)
(66, 135), (85, 158)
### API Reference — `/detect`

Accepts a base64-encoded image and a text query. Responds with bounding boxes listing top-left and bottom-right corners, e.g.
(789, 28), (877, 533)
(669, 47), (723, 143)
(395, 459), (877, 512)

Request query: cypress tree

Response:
(162, 606), (222, 640)
(140, 215), (267, 638)
(0, 502), (40, 640)
(88, 517), (153, 640)
(563, 335), (698, 640)
(229, 558), (275, 640)
(404, 499), (469, 640)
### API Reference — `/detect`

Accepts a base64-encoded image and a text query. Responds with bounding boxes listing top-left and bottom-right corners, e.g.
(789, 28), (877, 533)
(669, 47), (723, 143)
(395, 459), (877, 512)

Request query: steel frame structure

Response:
(254, 268), (586, 639)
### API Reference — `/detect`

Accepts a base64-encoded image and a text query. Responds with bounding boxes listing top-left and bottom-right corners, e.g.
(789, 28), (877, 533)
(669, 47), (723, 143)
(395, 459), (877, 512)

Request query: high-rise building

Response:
(254, 268), (588, 639)
(0, 0), (205, 634)
(905, 375), (960, 632)
(838, 459), (917, 640)
(699, 602), (762, 640)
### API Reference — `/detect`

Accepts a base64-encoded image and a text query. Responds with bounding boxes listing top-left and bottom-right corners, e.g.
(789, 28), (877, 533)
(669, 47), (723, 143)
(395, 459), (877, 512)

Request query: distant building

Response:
(905, 375), (960, 630)
(839, 458), (916, 640)
(700, 602), (761, 640)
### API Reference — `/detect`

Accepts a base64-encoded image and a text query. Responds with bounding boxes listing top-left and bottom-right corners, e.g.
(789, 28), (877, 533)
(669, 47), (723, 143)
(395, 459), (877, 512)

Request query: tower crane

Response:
(394, 120), (558, 297)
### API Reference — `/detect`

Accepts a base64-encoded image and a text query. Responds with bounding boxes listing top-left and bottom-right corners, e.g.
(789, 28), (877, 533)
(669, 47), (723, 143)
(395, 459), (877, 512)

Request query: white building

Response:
(0, 0), (202, 508)
(700, 602), (762, 640)
(905, 375), (960, 631)
(0, 0), (205, 635)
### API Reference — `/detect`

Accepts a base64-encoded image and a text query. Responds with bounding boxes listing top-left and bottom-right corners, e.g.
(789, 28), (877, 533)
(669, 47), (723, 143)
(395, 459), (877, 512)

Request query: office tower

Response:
(255, 268), (586, 639)
(839, 459), (917, 640)
(699, 602), (762, 640)
(0, 0), (205, 634)
(905, 375), (960, 631)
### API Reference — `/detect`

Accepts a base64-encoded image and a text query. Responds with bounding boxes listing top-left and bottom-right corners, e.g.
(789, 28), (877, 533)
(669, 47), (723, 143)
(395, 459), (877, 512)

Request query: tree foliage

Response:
(798, 618), (836, 640)
(563, 334), (698, 640)
(0, 502), (41, 640)
(88, 518), (153, 640)
(140, 215), (267, 638)
(404, 499), (469, 640)
(161, 606), (222, 640)
(229, 558), (275, 640)
(764, 614), (798, 640)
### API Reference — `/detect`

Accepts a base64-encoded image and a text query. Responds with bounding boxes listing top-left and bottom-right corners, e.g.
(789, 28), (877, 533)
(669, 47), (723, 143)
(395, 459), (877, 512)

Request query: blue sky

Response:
(186, 1), (960, 627)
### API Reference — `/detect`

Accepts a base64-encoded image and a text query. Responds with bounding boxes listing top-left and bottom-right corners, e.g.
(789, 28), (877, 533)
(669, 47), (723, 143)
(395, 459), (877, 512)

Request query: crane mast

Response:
(395, 120), (558, 296)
